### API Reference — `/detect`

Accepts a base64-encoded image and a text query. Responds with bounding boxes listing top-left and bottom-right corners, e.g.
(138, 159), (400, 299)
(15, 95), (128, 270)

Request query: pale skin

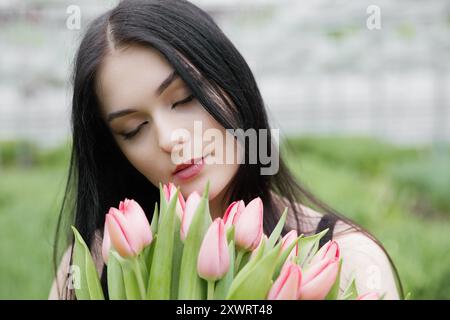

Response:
(48, 44), (400, 299)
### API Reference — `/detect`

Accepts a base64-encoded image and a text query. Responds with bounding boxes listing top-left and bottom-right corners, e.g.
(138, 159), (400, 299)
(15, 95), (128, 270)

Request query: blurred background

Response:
(0, 0), (449, 299)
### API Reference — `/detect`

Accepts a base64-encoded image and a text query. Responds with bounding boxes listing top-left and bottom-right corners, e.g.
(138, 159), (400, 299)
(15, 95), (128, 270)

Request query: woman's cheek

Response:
(120, 139), (164, 183)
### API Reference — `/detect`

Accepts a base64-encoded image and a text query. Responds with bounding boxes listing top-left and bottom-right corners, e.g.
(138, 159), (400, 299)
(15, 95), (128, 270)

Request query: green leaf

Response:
(178, 181), (212, 299)
(226, 225), (235, 243)
(341, 276), (359, 300)
(272, 235), (303, 280)
(143, 235), (156, 276)
(266, 207), (288, 253)
(71, 226), (104, 300)
(147, 187), (180, 299)
(296, 228), (329, 267)
(158, 182), (168, 226)
(214, 240), (235, 300)
(170, 214), (184, 299)
(325, 259), (343, 300)
(150, 202), (159, 235)
(138, 252), (148, 288)
(107, 251), (126, 300)
(236, 251), (251, 274)
(119, 257), (142, 300)
(235, 237), (266, 279)
(226, 242), (282, 300)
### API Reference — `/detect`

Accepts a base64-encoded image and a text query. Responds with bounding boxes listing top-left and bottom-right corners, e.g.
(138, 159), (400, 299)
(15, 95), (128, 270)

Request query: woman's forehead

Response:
(96, 45), (173, 112)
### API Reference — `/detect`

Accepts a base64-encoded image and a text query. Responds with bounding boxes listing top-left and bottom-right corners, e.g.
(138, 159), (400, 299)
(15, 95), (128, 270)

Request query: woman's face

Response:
(95, 44), (241, 211)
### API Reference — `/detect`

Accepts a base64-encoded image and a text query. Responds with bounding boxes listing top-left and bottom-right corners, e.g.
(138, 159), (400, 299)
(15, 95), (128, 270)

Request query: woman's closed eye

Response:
(120, 121), (149, 140)
(171, 93), (194, 109)
(119, 94), (195, 140)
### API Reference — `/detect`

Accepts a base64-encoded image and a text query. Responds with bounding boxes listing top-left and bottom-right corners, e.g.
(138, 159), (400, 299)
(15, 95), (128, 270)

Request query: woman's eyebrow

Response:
(106, 70), (178, 123)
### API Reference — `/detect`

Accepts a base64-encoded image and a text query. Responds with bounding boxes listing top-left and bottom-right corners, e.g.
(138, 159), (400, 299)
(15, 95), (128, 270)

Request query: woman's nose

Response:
(154, 112), (190, 155)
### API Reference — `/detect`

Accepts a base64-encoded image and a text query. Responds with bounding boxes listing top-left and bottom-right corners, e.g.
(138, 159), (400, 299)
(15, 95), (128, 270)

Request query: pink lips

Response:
(173, 157), (205, 181)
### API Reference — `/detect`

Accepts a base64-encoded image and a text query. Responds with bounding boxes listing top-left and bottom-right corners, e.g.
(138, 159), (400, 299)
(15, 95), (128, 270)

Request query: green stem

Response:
(133, 257), (146, 299)
(207, 280), (215, 300)
(234, 250), (245, 276)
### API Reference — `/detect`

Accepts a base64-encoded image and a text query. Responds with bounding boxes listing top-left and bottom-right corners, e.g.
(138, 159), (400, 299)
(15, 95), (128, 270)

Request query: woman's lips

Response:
(172, 156), (206, 181)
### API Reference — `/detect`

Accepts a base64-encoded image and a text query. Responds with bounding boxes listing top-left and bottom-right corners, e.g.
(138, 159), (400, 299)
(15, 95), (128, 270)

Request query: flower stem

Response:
(234, 250), (245, 276)
(133, 257), (147, 299)
(207, 280), (215, 300)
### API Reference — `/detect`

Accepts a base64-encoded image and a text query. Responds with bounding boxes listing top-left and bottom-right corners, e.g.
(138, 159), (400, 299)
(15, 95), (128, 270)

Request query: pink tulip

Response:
(102, 199), (153, 264)
(234, 197), (264, 251)
(180, 191), (202, 241)
(357, 292), (380, 300)
(310, 240), (340, 265)
(281, 230), (299, 265)
(298, 255), (340, 300)
(163, 182), (186, 219)
(267, 262), (302, 300)
(223, 200), (245, 229)
(197, 218), (230, 281)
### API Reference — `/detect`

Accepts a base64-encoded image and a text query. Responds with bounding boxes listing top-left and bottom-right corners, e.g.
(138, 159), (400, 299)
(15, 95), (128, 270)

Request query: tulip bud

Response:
(234, 197), (263, 251)
(267, 262), (302, 300)
(180, 191), (201, 241)
(298, 256), (340, 300)
(223, 200), (245, 229)
(102, 199), (153, 264)
(197, 218), (230, 281)
(310, 240), (340, 265)
(163, 182), (186, 219)
(281, 230), (299, 265)
(357, 292), (380, 300)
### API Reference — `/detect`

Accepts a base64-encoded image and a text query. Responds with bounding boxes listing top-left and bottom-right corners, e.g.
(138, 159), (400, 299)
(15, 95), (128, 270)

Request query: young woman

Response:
(49, 0), (403, 300)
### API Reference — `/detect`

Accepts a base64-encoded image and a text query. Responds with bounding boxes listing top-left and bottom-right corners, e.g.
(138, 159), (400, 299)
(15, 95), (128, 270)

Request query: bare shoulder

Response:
(331, 223), (401, 299)
(48, 245), (73, 299)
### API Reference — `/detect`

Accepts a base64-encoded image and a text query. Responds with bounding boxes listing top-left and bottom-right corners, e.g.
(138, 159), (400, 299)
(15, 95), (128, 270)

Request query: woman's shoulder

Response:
(331, 226), (401, 299)
(297, 205), (400, 299)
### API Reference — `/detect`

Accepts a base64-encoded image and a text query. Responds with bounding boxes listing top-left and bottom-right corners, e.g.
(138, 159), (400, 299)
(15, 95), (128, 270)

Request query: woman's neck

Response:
(208, 186), (230, 221)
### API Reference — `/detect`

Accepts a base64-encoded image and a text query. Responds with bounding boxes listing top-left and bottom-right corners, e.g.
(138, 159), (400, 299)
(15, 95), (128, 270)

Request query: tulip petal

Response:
(166, 183), (186, 219)
(281, 230), (298, 261)
(106, 210), (135, 258)
(223, 200), (245, 228)
(268, 263), (302, 300)
(223, 201), (238, 227)
(310, 240), (340, 265)
(299, 259), (339, 300)
(181, 191), (201, 241)
(121, 199), (153, 247)
(101, 222), (111, 264)
(197, 218), (230, 281)
(234, 197), (263, 251)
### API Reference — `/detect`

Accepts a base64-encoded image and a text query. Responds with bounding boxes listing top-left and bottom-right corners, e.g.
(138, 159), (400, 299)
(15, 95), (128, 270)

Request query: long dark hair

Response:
(53, 0), (403, 299)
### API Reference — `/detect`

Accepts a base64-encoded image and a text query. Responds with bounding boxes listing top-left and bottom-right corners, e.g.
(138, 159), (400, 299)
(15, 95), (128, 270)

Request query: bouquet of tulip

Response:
(70, 181), (377, 300)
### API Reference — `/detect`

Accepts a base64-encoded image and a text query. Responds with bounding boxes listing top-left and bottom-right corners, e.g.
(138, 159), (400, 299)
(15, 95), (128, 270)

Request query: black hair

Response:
(53, 0), (403, 299)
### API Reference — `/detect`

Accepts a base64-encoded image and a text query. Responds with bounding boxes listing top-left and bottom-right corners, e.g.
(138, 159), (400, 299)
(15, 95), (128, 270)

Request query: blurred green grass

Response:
(0, 166), (67, 299)
(0, 136), (449, 299)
